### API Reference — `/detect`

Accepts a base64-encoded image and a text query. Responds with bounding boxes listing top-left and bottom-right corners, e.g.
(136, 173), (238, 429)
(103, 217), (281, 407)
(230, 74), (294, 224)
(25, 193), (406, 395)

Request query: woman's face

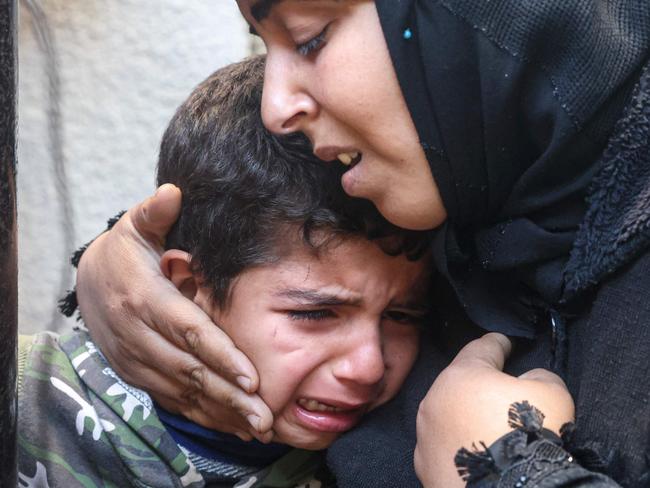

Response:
(237, 0), (447, 230)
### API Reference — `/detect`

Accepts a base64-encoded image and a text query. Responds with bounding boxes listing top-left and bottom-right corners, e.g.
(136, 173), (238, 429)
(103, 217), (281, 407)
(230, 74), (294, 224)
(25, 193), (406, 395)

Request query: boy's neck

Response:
(154, 403), (291, 467)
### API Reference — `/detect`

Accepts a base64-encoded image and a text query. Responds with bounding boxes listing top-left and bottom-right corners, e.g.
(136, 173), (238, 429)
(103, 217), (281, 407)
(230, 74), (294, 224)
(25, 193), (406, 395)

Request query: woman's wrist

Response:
(454, 402), (620, 488)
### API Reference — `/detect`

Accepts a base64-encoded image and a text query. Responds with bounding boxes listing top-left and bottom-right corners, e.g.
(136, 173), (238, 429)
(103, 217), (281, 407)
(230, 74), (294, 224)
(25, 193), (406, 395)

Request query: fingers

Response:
(180, 361), (274, 434)
(130, 184), (182, 245)
(142, 282), (260, 393)
(155, 393), (256, 442)
(138, 369), (274, 443)
(81, 189), (258, 390)
(73, 185), (273, 441)
(158, 395), (274, 444)
(109, 331), (275, 441)
(95, 260), (271, 437)
(518, 367), (567, 389)
(518, 369), (576, 432)
(118, 322), (273, 433)
(157, 381), (274, 443)
(450, 332), (512, 371)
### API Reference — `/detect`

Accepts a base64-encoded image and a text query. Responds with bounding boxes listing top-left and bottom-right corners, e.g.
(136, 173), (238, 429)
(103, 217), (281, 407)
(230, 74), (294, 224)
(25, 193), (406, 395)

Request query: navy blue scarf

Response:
(155, 405), (290, 468)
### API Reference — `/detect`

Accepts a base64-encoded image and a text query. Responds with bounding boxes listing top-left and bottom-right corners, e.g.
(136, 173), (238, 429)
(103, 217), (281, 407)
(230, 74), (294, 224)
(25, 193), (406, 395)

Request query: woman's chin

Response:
(369, 200), (439, 231)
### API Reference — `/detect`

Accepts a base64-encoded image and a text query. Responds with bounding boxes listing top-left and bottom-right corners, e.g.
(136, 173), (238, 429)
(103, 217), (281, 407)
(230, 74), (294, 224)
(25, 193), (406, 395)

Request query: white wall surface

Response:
(18, 0), (253, 333)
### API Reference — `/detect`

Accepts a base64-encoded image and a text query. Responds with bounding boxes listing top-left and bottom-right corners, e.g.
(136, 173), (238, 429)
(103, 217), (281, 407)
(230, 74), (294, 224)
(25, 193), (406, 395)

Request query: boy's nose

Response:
(332, 326), (386, 387)
(261, 52), (318, 135)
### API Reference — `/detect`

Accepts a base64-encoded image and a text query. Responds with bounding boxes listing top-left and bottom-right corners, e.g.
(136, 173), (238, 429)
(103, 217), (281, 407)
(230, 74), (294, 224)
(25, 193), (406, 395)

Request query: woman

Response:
(73, 1), (650, 486)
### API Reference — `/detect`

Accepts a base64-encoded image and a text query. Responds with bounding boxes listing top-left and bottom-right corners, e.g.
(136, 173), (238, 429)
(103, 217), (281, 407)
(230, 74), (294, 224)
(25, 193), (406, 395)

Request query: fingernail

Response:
(155, 183), (175, 197)
(260, 430), (274, 444)
(247, 414), (261, 432)
(235, 431), (252, 442)
(237, 375), (252, 392)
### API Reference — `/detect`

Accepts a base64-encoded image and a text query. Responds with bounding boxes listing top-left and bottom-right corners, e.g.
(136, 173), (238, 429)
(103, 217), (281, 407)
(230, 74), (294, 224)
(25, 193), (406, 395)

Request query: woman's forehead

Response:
(241, 0), (344, 23)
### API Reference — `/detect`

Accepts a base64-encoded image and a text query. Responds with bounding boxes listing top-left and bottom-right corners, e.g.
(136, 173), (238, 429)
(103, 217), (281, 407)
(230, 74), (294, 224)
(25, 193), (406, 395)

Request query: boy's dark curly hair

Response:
(158, 55), (430, 306)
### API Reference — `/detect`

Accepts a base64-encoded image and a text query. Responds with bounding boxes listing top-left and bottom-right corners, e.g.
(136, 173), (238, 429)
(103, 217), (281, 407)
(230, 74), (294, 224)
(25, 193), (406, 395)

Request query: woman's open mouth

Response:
(337, 151), (362, 169)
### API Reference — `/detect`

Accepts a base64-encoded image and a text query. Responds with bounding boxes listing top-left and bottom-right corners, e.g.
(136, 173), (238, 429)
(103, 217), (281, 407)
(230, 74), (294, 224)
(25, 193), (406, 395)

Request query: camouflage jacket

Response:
(17, 330), (336, 488)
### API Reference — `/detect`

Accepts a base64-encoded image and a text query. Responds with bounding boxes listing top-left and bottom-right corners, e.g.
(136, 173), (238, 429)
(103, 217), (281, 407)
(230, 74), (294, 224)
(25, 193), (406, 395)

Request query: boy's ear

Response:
(160, 249), (199, 300)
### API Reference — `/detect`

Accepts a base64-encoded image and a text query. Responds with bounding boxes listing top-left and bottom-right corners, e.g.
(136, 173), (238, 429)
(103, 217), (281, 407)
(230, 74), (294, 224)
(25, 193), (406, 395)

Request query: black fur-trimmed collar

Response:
(564, 60), (650, 300)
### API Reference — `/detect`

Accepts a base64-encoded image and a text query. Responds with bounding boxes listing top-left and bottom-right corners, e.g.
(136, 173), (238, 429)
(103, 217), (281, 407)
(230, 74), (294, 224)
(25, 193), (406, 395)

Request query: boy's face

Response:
(192, 236), (430, 450)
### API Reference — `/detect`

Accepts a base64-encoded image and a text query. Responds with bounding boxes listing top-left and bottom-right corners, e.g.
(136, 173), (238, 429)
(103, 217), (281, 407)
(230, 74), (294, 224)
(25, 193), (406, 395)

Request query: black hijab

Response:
(375, 0), (650, 337)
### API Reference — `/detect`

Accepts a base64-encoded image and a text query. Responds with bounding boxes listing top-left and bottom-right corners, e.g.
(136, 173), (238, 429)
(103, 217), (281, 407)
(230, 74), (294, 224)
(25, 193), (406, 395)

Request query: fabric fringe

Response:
(58, 210), (126, 319)
(58, 289), (78, 318)
(507, 401), (545, 433)
(455, 441), (499, 485)
(107, 210), (126, 230)
(70, 242), (89, 268)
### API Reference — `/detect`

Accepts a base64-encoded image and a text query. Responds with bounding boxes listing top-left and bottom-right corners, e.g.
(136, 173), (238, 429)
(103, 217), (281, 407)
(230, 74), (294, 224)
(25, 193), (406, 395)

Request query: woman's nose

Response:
(332, 328), (386, 387)
(261, 54), (318, 135)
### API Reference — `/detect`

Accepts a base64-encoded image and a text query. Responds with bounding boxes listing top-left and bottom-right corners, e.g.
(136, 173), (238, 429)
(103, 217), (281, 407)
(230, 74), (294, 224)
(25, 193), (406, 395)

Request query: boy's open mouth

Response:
(297, 397), (364, 413)
(294, 397), (367, 433)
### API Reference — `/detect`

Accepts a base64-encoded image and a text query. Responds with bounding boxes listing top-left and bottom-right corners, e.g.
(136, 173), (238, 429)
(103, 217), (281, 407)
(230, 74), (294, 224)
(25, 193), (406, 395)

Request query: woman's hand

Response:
(414, 333), (575, 488)
(76, 184), (274, 442)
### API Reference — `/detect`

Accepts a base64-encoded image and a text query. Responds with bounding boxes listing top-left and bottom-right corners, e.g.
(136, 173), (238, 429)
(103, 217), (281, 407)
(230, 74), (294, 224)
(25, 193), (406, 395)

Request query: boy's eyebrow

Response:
(274, 288), (363, 306)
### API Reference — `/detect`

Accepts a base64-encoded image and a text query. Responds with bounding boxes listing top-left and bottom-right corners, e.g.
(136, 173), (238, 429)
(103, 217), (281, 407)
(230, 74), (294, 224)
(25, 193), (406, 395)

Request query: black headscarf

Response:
(375, 0), (650, 337)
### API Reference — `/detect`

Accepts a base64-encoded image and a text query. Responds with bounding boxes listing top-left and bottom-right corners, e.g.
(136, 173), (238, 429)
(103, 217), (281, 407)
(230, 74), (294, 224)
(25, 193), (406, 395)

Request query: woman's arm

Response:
(414, 334), (620, 487)
(75, 184), (273, 442)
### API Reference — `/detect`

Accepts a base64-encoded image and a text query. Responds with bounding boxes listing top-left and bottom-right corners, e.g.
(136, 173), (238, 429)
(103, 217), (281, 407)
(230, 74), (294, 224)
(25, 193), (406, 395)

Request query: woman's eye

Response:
(288, 309), (336, 321)
(296, 24), (330, 56)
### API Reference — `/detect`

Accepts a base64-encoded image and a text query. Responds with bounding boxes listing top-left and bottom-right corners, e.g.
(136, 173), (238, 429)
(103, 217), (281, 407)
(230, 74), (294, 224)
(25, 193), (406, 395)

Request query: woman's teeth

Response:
(337, 152), (359, 166)
(298, 398), (346, 413)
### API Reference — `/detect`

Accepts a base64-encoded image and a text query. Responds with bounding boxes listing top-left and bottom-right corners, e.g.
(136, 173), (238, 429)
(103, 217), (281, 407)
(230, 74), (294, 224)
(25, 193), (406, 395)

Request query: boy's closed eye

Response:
(286, 307), (428, 328)
(287, 309), (336, 321)
(382, 309), (429, 328)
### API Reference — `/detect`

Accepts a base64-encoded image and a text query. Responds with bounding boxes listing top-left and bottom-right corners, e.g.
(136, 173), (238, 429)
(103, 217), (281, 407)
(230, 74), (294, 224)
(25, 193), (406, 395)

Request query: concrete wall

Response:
(18, 0), (254, 333)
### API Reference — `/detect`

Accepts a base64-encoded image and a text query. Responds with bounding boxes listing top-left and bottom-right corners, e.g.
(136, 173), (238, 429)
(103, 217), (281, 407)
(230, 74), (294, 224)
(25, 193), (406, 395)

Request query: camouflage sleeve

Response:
(17, 330), (203, 488)
(18, 330), (335, 488)
(232, 449), (336, 488)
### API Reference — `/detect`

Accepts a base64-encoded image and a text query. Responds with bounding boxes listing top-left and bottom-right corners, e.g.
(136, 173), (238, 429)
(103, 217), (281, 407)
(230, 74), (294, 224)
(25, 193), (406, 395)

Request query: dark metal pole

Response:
(0, 0), (17, 486)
